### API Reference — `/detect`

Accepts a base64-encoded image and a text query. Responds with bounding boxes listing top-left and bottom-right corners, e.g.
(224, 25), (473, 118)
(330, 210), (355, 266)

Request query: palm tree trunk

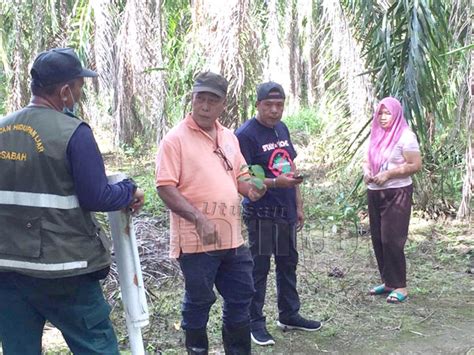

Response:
(457, 49), (473, 220)
(263, 0), (291, 92)
(453, 0), (472, 220)
(6, 0), (28, 112)
(114, 0), (165, 146)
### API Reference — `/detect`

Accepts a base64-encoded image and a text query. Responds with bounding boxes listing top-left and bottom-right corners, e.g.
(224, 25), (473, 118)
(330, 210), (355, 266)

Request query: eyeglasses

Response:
(214, 146), (233, 171)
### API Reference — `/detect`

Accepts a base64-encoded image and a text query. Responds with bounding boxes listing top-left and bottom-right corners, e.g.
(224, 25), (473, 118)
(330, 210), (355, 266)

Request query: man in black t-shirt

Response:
(235, 81), (322, 346)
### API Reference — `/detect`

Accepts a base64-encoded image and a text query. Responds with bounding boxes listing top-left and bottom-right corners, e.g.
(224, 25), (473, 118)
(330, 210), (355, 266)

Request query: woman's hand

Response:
(372, 171), (390, 185)
(371, 151), (422, 186)
(363, 173), (373, 184)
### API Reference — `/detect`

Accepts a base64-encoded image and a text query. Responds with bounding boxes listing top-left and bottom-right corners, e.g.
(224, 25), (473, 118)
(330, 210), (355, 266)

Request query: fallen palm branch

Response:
(104, 214), (181, 302)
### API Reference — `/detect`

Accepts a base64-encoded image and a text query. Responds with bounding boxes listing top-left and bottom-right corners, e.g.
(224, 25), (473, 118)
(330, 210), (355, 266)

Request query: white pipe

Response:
(107, 173), (149, 355)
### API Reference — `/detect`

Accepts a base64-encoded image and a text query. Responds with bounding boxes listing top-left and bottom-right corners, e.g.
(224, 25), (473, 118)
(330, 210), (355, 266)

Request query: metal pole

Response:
(107, 173), (149, 355)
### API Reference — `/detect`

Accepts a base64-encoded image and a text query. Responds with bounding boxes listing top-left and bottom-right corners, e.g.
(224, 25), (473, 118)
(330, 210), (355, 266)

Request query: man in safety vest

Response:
(0, 47), (144, 355)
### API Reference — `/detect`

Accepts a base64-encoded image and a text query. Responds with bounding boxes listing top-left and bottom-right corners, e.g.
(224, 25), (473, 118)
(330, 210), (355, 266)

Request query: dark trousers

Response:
(367, 185), (413, 288)
(178, 245), (254, 330)
(246, 218), (300, 331)
(0, 272), (119, 355)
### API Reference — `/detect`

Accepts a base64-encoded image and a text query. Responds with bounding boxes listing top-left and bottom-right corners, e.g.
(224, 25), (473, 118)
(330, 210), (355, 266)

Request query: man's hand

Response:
(274, 173), (303, 188)
(248, 183), (267, 202)
(196, 216), (218, 246)
(157, 185), (220, 246)
(238, 179), (267, 201)
(128, 189), (145, 214)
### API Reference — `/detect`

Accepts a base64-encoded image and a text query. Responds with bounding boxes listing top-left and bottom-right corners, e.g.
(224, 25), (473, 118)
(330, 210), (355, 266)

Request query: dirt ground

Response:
(41, 311), (474, 355)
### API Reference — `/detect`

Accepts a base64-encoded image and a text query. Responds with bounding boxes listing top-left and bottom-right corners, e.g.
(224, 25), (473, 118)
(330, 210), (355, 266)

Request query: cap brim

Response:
(193, 86), (226, 98)
(258, 93), (285, 101)
(79, 68), (98, 78)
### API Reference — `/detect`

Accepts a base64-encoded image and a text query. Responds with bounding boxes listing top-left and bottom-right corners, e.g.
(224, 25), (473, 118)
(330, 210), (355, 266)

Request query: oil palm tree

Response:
(186, 0), (262, 127)
(113, 0), (165, 145)
(341, 0), (471, 215)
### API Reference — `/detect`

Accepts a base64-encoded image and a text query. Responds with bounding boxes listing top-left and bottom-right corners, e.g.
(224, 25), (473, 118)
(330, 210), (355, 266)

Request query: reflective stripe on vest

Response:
(0, 259), (88, 271)
(0, 190), (80, 209)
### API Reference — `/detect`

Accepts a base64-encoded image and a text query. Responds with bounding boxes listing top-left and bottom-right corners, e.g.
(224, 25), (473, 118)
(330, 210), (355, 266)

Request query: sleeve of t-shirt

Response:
(229, 134), (249, 180)
(155, 136), (181, 187)
(235, 131), (256, 165)
(401, 130), (420, 152)
(66, 123), (134, 212)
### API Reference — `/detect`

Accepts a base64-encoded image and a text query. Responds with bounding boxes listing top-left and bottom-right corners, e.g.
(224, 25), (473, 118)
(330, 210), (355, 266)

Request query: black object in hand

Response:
(293, 174), (308, 179)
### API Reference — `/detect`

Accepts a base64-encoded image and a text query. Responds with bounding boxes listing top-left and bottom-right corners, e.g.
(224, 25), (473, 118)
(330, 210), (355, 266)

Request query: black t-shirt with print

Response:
(235, 117), (297, 223)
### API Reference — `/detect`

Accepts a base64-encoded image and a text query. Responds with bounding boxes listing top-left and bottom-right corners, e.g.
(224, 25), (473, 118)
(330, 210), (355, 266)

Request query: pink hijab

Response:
(368, 97), (408, 175)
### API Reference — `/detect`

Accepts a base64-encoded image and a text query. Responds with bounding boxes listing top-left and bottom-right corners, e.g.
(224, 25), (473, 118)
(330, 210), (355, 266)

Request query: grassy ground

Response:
(35, 216), (474, 354)
(122, 215), (473, 354)
(107, 164), (474, 354)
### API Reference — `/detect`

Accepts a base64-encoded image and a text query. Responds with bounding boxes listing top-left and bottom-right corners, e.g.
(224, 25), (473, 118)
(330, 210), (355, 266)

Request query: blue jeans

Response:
(178, 244), (255, 330)
(0, 272), (119, 355)
(245, 218), (300, 331)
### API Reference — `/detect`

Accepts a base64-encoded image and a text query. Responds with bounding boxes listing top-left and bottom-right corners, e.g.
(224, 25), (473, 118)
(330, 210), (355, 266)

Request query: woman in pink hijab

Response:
(363, 97), (422, 303)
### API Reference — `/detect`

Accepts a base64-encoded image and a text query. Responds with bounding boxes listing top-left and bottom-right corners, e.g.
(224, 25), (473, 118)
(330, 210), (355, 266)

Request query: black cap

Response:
(257, 81), (286, 101)
(30, 47), (98, 87)
(192, 72), (228, 98)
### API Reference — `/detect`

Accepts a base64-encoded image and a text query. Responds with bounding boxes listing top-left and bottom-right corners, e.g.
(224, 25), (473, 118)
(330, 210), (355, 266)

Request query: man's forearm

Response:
(68, 124), (134, 211)
(157, 185), (204, 223)
(296, 185), (303, 210)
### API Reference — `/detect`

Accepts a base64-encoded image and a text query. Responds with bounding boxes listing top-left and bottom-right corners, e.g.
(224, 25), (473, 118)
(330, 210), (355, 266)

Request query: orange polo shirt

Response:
(155, 114), (248, 258)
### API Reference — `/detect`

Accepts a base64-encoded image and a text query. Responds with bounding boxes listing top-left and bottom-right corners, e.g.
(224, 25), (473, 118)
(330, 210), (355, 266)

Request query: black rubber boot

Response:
(185, 328), (208, 355)
(222, 323), (251, 355)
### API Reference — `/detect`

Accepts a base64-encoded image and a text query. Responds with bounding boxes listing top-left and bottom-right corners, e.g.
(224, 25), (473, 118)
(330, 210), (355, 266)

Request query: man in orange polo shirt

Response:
(155, 72), (266, 354)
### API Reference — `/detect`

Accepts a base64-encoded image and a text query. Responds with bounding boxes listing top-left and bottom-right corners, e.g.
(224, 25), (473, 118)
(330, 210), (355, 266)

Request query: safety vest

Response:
(0, 106), (111, 278)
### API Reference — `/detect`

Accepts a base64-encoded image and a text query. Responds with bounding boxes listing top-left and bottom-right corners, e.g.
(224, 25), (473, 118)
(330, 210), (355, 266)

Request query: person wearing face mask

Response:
(0, 47), (145, 354)
(363, 97), (422, 304)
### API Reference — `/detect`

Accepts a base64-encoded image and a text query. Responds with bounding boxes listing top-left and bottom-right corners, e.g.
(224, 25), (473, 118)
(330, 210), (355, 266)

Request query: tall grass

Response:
(283, 107), (323, 137)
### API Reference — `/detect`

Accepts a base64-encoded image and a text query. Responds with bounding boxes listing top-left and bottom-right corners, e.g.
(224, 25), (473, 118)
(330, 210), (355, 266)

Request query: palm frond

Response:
(187, 0), (263, 127)
(342, 0), (453, 158)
